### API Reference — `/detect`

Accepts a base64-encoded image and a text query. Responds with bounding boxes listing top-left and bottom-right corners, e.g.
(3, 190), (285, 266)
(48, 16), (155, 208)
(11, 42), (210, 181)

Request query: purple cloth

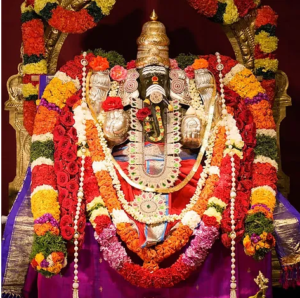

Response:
(23, 224), (272, 298)
(2, 167), (31, 284)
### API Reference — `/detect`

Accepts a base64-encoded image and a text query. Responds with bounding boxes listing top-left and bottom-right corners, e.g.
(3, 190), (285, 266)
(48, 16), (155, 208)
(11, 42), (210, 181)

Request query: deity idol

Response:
(4, 9), (289, 298)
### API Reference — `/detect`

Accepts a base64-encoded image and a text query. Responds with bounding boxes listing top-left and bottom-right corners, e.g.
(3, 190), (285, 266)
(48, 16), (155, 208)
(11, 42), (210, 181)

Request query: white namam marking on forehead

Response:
(142, 65), (167, 75)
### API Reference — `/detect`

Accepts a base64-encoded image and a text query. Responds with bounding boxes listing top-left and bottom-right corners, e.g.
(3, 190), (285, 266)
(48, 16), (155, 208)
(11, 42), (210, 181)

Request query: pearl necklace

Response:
(72, 52), (88, 298)
(215, 52), (237, 298)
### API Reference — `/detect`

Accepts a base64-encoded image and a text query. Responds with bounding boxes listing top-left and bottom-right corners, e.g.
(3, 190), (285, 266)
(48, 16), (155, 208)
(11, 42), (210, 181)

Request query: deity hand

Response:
(102, 109), (129, 147)
(181, 113), (203, 148)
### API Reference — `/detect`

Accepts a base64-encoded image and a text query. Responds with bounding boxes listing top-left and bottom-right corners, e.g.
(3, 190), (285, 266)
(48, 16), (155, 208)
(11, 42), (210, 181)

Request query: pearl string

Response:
(215, 52), (237, 298)
(72, 52), (88, 298)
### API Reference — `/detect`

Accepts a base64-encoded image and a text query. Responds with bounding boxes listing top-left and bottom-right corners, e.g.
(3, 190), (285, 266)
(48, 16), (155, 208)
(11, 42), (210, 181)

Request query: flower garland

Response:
(21, 0), (116, 135)
(212, 54), (278, 259)
(187, 0), (260, 25)
(53, 103), (87, 253)
(29, 51), (278, 293)
(28, 0), (116, 33)
(30, 104), (68, 277)
(21, 2), (47, 135)
(254, 6), (279, 106)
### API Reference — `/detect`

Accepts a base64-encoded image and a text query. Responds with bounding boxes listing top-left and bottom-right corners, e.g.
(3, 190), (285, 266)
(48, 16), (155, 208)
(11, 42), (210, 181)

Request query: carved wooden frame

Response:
(5, 0), (291, 287)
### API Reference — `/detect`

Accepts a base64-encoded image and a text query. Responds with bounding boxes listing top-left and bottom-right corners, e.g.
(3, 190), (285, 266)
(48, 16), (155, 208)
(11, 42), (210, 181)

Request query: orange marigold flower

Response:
(192, 58), (209, 70)
(89, 56), (110, 71)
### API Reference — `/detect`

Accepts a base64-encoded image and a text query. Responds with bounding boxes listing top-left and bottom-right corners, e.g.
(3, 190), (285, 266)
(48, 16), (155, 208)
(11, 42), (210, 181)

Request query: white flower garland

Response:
(223, 64), (245, 85)
(55, 71), (81, 90)
(31, 184), (57, 197)
(188, 79), (207, 122)
(254, 155), (278, 171)
(251, 185), (276, 197)
(31, 157), (54, 170)
(31, 132), (53, 143)
(256, 129), (277, 138)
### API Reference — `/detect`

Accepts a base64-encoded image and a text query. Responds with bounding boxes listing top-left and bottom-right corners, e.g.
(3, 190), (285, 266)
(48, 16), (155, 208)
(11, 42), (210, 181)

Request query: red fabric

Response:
(116, 159), (203, 245)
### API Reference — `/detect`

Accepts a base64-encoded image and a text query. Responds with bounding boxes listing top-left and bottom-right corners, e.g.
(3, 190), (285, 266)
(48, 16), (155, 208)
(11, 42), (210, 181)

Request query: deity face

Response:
(138, 65), (170, 142)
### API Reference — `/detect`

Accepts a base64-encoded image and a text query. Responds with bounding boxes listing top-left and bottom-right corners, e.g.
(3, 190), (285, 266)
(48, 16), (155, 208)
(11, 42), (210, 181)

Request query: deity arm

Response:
(87, 71), (130, 148)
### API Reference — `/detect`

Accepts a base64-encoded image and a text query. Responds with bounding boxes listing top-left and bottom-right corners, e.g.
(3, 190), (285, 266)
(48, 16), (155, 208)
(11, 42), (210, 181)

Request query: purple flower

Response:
(34, 213), (59, 228)
(245, 93), (270, 105)
(40, 259), (49, 268)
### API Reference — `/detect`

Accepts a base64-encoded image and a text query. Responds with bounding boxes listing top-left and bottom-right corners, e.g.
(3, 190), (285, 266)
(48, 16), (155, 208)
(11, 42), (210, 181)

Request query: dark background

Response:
(2, 0), (300, 296)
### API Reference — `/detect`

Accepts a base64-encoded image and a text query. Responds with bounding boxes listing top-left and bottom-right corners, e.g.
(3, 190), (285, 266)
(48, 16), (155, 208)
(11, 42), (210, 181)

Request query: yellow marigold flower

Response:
(223, 0), (239, 25)
(260, 232), (268, 241)
(31, 189), (60, 221)
(23, 60), (47, 75)
(35, 253), (45, 265)
(255, 31), (279, 54)
(94, 0), (116, 15)
(21, 2), (34, 13)
(43, 77), (77, 109)
(255, 58), (279, 72)
(227, 68), (265, 99)
(22, 83), (39, 98)
(251, 188), (276, 212)
(34, 0), (58, 14)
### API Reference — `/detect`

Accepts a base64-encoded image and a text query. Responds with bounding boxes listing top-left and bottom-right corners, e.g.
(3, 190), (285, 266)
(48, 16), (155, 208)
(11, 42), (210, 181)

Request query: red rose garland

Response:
(53, 105), (86, 252)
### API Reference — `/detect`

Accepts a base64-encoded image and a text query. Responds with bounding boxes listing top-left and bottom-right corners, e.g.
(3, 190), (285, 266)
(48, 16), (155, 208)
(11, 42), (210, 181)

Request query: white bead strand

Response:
(215, 52), (237, 298)
(72, 51), (88, 298)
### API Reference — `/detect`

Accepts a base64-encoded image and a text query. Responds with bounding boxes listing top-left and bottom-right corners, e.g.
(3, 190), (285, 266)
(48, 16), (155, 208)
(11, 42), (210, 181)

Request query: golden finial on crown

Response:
(136, 10), (170, 69)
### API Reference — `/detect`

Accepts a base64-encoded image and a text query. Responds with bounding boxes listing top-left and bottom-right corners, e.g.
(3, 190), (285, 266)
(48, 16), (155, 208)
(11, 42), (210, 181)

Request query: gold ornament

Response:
(136, 10), (170, 69)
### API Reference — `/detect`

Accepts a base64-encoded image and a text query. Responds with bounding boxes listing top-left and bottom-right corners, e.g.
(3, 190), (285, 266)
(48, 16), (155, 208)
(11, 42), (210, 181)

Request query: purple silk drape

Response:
(23, 223), (272, 298)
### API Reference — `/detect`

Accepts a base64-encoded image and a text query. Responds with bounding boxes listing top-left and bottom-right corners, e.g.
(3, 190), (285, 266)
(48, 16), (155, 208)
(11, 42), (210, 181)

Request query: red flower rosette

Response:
(94, 215), (111, 235)
(136, 107), (151, 121)
(58, 136), (72, 153)
(62, 149), (77, 162)
(61, 225), (75, 240)
(57, 171), (70, 187)
(67, 127), (78, 141)
(66, 161), (79, 175)
(102, 97), (123, 111)
(252, 163), (277, 190)
(58, 187), (69, 204)
(77, 215), (86, 233)
(54, 160), (64, 172)
(202, 215), (219, 228)
(126, 60), (136, 70)
(60, 110), (75, 127)
(31, 165), (57, 192)
(66, 179), (79, 194)
(53, 125), (66, 141)
(66, 94), (81, 108)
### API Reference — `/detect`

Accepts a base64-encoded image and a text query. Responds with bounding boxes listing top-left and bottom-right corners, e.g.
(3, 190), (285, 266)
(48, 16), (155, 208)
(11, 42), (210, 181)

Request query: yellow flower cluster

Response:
(251, 187), (276, 212)
(21, 2), (33, 13)
(223, 0), (239, 25)
(34, 0), (58, 14)
(94, 0), (116, 15)
(43, 77), (77, 109)
(23, 60), (48, 75)
(227, 68), (265, 99)
(22, 83), (38, 98)
(255, 58), (279, 73)
(255, 31), (279, 54)
(31, 189), (60, 221)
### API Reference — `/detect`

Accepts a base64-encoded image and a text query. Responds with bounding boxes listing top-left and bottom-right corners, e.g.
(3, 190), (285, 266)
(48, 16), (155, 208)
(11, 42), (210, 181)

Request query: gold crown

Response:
(136, 10), (170, 69)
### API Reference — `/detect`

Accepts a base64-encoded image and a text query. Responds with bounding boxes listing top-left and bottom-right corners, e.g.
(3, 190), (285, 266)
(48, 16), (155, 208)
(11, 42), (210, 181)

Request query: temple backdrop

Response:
(2, 0), (300, 297)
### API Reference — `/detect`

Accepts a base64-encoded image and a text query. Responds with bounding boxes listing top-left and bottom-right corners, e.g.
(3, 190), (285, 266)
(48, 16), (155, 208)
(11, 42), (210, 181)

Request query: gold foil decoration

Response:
(249, 271), (269, 298)
(136, 10), (170, 69)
